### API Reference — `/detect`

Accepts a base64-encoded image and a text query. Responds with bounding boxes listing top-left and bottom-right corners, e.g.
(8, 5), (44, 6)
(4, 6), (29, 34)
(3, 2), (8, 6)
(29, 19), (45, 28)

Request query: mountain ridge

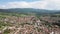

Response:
(0, 8), (60, 15)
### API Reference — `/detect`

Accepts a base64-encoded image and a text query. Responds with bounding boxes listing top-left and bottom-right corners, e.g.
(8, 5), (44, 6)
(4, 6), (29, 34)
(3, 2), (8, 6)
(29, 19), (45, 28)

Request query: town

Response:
(0, 13), (60, 34)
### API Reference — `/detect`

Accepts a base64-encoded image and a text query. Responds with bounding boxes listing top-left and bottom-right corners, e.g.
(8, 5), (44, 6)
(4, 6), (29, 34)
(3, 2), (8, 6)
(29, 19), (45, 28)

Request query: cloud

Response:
(0, 1), (47, 9)
(45, 0), (60, 10)
(30, 1), (47, 9)
(0, 2), (32, 9)
(0, 0), (60, 10)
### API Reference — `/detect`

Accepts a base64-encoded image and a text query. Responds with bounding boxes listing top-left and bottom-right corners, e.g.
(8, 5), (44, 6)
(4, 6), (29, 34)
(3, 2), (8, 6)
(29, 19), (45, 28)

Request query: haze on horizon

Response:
(0, 0), (60, 10)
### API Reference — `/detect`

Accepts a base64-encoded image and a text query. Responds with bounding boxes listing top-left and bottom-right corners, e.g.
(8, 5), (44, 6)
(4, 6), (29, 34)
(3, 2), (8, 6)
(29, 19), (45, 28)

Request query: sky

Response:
(0, 0), (60, 10)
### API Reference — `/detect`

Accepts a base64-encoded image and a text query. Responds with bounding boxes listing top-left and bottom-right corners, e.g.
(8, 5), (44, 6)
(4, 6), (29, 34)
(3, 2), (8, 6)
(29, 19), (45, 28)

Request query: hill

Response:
(0, 8), (60, 15)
